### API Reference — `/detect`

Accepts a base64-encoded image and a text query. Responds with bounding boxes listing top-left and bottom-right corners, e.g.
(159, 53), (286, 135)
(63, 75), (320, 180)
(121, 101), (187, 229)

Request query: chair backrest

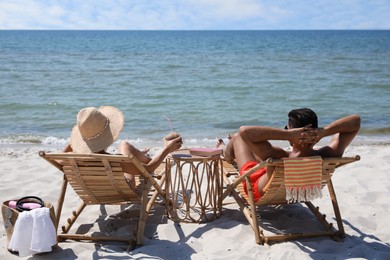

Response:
(40, 152), (148, 205)
(236, 156), (360, 206)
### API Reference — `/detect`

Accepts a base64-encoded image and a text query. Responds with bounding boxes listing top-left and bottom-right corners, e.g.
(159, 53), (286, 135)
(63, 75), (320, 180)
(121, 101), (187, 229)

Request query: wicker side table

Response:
(165, 149), (223, 223)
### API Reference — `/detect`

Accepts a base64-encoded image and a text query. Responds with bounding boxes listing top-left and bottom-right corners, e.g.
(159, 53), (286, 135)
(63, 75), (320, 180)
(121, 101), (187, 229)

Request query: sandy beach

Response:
(1, 1), (389, 258)
(1, 143), (390, 259)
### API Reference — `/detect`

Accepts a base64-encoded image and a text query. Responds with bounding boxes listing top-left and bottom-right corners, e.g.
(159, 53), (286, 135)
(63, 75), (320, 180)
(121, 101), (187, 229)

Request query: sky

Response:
(0, 0), (389, 30)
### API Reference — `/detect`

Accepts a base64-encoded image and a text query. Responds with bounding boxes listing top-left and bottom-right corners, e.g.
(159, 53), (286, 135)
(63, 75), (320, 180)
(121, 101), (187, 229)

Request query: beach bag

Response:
(2, 197), (56, 251)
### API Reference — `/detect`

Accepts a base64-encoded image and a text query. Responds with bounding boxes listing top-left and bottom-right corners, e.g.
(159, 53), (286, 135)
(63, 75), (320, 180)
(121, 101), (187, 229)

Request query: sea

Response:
(1, 30), (389, 151)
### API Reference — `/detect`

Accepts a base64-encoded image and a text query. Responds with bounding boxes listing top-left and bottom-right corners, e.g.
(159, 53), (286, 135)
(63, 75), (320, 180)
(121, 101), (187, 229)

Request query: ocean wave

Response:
(0, 134), (229, 150)
(360, 127), (390, 135)
(0, 134), (68, 145)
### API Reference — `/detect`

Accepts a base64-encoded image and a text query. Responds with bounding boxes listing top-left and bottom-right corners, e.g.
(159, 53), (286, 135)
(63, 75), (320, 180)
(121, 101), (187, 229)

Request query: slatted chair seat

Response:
(39, 151), (166, 250)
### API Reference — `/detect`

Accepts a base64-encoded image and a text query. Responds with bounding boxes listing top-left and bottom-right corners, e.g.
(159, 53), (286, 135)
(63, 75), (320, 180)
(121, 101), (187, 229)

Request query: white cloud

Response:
(192, 0), (264, 19)
(0, 0), (389, 30)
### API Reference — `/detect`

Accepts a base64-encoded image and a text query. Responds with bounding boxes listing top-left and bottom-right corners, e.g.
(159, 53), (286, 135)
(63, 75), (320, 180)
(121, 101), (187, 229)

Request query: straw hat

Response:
(70, 106), (124, 153)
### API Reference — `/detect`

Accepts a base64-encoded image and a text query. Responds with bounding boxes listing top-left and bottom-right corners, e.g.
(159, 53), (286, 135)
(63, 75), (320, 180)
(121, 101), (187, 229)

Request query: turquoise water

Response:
(1, 30), (389, 147)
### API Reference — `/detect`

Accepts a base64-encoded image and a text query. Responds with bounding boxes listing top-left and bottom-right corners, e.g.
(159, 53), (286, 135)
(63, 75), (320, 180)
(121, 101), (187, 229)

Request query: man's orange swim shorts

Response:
(239, 161), (267, 202)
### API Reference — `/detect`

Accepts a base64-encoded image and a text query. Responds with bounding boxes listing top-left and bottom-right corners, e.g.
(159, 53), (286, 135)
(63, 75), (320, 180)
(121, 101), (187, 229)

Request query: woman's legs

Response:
(118, 141), (151, 164)
(118, 141), (152, 190)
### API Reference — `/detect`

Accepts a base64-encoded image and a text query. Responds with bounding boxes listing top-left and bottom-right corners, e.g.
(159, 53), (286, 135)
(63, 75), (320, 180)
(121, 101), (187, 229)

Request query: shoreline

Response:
(0, 133), (390, 155)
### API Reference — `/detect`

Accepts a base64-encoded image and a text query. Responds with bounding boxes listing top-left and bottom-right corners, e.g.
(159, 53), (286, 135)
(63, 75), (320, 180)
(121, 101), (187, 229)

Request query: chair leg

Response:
(245, 177), (263, 244)
(146, 175), (166, 213)
(327, 178), (345, 238)
(136, 181), (152, 246)
(305, 202), (335, 232)
(55, 176), (68, 231)
(61, 202), (86, 234)
(222, 169), (264, 244)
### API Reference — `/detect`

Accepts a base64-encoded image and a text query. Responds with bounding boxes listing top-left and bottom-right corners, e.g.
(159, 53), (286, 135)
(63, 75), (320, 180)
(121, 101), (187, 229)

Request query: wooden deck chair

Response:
(222, 155), (360, 245)
(39, 151), (166, 250)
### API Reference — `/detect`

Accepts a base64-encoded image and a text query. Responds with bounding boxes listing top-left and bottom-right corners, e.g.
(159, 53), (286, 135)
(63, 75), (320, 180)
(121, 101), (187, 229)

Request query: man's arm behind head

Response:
(317, 114), (361, 157)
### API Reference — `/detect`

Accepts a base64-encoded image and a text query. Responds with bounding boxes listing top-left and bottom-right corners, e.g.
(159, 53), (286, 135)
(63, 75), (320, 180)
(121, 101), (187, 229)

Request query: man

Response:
(220, 108), (360, 202)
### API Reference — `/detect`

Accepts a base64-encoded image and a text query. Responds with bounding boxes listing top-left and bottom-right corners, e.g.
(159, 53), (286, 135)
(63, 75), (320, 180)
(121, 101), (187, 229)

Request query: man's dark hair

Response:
(288, 108), (318, 129)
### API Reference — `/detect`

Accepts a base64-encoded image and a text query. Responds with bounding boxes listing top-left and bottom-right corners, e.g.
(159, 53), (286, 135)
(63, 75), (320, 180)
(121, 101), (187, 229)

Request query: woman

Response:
(65, 106), (182, 188)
